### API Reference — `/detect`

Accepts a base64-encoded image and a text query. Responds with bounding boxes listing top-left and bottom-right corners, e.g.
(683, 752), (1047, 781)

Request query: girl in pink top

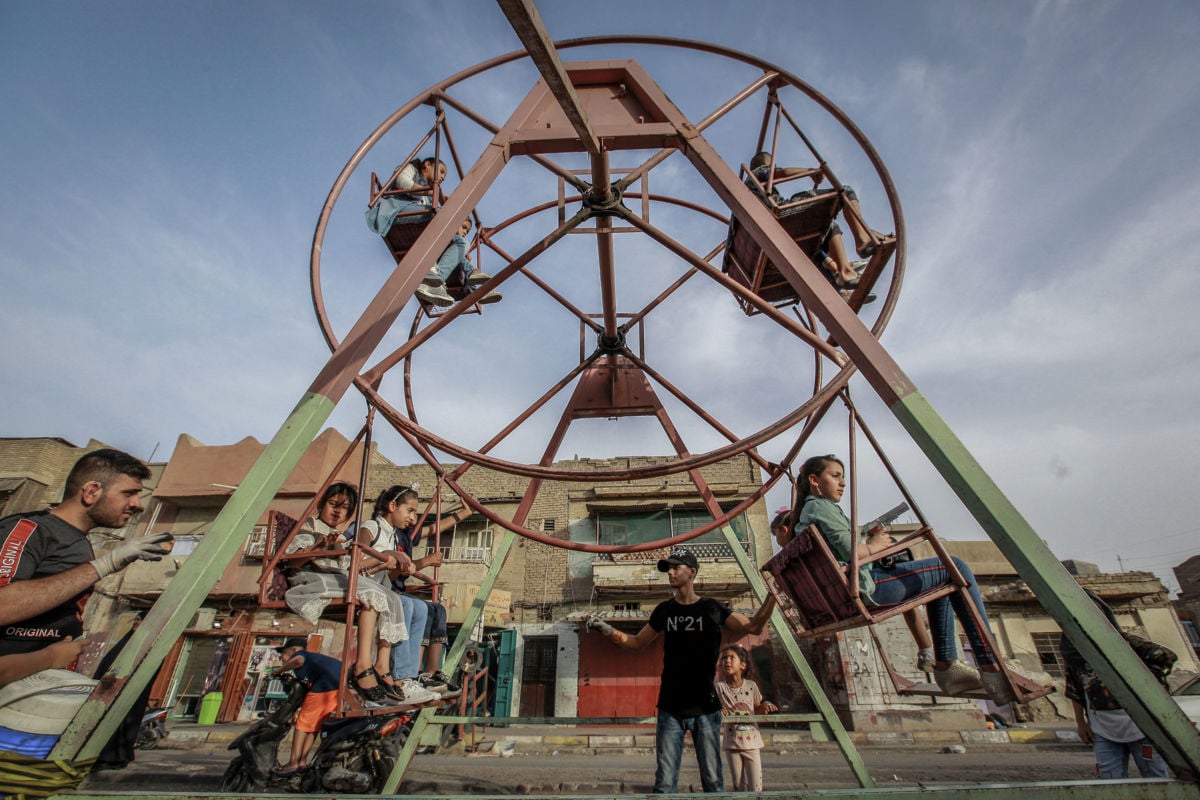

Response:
(715, 644), (777, 791)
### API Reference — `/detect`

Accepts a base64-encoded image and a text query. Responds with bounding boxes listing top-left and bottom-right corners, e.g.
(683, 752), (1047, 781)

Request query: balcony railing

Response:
(423, 545), (492, 565)
(594, 540), (751, 562)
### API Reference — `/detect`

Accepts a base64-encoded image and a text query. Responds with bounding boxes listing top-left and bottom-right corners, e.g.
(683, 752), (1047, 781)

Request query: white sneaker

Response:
(465, 270), (493, 286)
(933, 660), (983, 696)
(399, 679), (441, 705)
(982, 661), (1051, 706)
(422, 271), (445, 287)
(917, 649), (936, 673)
(478, 291), (502, 305)
(415, 284), (454, 307)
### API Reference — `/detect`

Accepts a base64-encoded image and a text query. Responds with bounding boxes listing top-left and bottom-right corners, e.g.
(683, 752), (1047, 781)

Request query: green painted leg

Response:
(893, 391), (1200, 781)
(52, 392), (337, 762)
(382, 528), (518, 794)
(721, 525), (874, 788)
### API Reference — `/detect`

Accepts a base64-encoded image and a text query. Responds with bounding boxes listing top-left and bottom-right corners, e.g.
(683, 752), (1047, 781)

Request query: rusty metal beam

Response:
(497, 0), (602, 158)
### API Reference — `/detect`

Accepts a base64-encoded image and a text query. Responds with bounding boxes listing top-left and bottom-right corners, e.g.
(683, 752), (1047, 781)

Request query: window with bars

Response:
(594, 507), (752, 553)
(1031, 632), (1065, 678)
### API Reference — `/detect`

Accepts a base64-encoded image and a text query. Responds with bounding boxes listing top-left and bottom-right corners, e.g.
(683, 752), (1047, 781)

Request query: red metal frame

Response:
(307, 39), (905, 555)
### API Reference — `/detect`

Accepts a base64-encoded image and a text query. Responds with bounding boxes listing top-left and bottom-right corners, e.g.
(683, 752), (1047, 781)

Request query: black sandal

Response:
(351, 667), (387, 703)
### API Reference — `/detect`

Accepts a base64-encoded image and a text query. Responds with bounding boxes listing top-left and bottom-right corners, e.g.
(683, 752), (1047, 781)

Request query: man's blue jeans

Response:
(391, 593), (428, 680)
(654, 709), (724, 793)
(1094, 735), (1169, 778)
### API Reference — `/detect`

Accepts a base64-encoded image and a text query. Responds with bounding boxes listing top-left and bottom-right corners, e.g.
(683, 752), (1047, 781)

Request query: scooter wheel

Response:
(221, 756), (258, 792)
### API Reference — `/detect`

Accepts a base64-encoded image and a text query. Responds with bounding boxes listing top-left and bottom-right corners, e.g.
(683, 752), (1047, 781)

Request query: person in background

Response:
(1061, 589), (1170, 779)
(273, 639), (343, 773)
(93, 611), (165, 771)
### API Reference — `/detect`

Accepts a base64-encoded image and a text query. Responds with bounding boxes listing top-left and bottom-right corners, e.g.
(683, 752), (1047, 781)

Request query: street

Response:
(80, 743), (1100, 794)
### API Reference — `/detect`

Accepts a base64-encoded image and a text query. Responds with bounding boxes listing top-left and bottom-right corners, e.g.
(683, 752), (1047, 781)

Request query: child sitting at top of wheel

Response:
(415, 218), (502, 308)
(746, 151), (890, 304)
(366, 156), (446, 236)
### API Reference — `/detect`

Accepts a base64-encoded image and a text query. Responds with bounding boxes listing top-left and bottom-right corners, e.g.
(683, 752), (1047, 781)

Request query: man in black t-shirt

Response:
(0, 449), (171, 657)
(587, 547), (775, 793)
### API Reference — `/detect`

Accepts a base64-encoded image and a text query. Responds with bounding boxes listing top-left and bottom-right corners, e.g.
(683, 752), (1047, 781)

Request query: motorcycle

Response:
(221, 673), (412, 794)
(134, 707), (169, 750)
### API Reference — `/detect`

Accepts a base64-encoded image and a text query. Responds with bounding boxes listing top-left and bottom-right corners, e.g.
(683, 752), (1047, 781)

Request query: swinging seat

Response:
(721, 173), (895, 315)
(370, 171), (488, 315)
(762, 523), (959, 637)
(256, 510), (385, 621)
(763, 523), (1055, 703)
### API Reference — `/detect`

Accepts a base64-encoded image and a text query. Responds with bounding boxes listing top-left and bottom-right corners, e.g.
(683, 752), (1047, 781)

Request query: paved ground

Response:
(78, 724), (1104, 795)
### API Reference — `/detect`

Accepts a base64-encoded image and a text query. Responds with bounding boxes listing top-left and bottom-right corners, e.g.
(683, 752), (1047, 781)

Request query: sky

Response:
(3, 1), (1199, 594)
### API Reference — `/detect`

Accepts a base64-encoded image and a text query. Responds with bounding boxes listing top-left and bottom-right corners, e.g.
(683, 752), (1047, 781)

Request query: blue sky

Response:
(3, 1), (1199, 592)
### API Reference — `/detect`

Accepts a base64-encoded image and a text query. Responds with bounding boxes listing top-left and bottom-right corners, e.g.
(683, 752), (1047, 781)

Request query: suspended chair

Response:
(761, 391), (1053, 705)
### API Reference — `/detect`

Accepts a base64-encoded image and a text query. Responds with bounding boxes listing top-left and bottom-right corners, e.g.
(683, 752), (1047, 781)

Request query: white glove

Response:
(90, 532), (174, 578)
(585, 614), (614, 636)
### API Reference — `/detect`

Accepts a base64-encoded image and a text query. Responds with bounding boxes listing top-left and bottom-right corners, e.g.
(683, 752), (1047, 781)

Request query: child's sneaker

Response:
(422, 271), (445, 287)
(429, 670), (461, 698)
(416, 284), (454, 307)
(917, 648), (936, 673)
(398, 678), (441, 705)
(417, 672), (448, 693)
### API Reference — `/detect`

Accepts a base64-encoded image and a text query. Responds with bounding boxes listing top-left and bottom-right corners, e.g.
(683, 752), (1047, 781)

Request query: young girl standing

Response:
(715, 644), (776, 792)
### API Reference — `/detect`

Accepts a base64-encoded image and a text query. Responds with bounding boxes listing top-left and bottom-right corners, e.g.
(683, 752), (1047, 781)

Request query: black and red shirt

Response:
(0, 511), (94, 656)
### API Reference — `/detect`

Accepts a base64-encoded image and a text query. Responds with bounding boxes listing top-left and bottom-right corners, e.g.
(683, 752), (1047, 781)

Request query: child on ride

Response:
(356, 485), (445, 706)
(715, 644), (776, 792)
(771, 506), (936, 674)
(282, 482), (407, 705)
(792, 454), (1041, 705)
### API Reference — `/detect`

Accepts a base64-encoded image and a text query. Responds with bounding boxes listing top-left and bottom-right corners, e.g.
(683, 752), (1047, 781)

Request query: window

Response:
(431, 526), (494, 563)
(542, 518), (556, 532)
(593, 507), (752, 554)
(243, 526), (268, 558)
(171, 535), (200, 557)
(1031, 632), (1065, 678)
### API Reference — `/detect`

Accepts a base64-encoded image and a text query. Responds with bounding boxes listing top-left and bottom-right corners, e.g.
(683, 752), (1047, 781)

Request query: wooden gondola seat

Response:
(761, 523), (961, 639)
(763, 523), (1055, 703)
(722, 188), (843, 309)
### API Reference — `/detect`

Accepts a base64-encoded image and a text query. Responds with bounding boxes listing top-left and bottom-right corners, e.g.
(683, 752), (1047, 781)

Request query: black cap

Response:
(274, 637), (307, 653)
(657, 547), (699, 572)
